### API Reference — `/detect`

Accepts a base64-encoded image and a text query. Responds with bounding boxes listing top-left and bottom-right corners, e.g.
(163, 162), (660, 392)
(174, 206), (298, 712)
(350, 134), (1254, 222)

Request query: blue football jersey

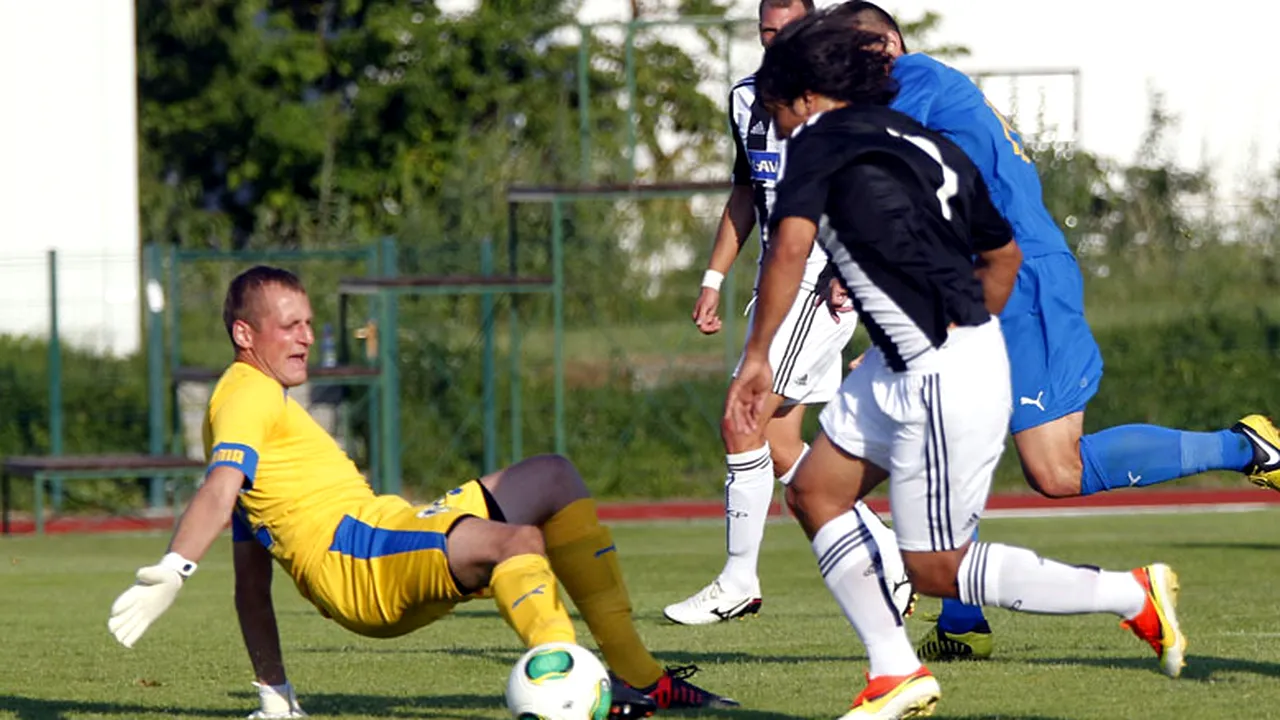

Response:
(890, 53), (1070, 259)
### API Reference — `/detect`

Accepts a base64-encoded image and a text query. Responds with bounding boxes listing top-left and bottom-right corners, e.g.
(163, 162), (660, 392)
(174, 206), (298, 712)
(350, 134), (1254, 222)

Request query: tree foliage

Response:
(136, 0), (730, 255)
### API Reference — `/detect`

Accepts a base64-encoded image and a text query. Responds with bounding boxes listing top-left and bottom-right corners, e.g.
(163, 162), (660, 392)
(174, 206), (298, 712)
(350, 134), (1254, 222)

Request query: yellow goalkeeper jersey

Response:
(203, 362), (376, 580)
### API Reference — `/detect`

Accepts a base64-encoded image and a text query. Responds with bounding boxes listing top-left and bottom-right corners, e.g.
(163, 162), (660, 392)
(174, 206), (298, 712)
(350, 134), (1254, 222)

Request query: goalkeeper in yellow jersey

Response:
(107, 265), (735, 718)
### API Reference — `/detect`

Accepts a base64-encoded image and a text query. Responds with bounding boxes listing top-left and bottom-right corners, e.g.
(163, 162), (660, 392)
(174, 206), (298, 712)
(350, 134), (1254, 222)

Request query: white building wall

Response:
(0, 0), (142, 356)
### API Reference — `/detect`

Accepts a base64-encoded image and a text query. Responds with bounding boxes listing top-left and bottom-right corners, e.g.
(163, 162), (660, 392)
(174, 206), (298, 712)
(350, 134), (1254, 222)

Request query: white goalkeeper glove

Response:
(107, 552), (197, 648)
(248, 681), (307, 719)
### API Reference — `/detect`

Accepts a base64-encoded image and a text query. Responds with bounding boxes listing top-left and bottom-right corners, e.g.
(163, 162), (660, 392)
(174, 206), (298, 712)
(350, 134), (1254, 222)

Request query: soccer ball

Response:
(506, 642), (612, 720)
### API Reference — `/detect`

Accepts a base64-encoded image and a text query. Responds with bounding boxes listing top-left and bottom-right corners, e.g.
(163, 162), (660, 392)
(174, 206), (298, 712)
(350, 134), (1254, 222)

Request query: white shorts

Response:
(819, 319), (1012, 553)
(735, 286), (859, 405)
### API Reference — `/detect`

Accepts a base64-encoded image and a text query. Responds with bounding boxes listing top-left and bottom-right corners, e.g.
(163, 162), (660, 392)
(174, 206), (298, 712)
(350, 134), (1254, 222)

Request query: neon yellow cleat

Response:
(1233, 415), (1280, 491)
(839, 667), (940, 720)
(1121, 563), (1187, 678)
(914, 623), (993, 662)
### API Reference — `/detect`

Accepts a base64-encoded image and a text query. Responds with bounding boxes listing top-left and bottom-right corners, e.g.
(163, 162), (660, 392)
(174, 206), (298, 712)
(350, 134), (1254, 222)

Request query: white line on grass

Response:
(980, 502), (1278, 520)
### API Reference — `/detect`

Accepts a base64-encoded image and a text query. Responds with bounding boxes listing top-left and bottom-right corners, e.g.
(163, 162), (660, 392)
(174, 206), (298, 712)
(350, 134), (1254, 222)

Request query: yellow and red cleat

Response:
(1121, 563), (1187, 678)
(839, 666), (940, 719)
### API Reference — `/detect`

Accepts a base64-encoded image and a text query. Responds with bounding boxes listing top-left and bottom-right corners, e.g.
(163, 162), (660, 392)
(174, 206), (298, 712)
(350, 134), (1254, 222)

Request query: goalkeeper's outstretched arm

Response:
(169, 465), (245, 561)
(106, 466), (243, 648)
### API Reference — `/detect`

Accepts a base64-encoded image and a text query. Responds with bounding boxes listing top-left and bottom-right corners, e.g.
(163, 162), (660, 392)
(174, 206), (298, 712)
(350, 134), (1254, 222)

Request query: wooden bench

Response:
(2, 455), (206, 536)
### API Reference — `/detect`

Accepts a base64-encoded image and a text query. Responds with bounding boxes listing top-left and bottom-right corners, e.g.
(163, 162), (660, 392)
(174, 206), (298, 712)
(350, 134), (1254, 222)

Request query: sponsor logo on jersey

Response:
(748, 150), (780, 181)
(416, 499), (453, 518)
(211, 447), (245, 465)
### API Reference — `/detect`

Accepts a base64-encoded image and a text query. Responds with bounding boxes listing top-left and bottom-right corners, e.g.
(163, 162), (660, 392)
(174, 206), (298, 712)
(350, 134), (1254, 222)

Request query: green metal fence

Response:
(1, 250), (154, 514)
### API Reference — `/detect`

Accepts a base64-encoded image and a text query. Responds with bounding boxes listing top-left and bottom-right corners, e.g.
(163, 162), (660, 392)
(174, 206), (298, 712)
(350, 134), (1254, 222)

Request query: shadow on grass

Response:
(229, 691), (810, 719)
(937, 715), (1074, 720)
(229, 690), (500, 717)
(1029, 653), (1280, 681)
(0, 696), (238, 720)
(449, 607), (854, 625)
(294, 643), (857, 668)
(0, 692), (1066, 720)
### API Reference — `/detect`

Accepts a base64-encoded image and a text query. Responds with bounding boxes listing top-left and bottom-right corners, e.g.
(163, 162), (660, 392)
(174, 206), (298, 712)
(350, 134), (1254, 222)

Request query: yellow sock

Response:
(490, 554), (576, 648)
(544, 498), (663, 689)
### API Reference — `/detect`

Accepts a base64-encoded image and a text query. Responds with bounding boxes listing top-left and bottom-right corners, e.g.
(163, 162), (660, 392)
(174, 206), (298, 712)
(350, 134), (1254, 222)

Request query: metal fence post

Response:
(480, 236), (497, 474)
(624, 20), (637, 183)
(364, 244), (381, 487)
(47, 250), (63, 511)
(577, 24), (592, 184)
(166, 244), (182, 453)
(378, 236), (402, 496)
(507, 202), (524, 463)
(551, 199), (566, 456)
(722, 21), (739, 371)
(145, 243), (166, 509)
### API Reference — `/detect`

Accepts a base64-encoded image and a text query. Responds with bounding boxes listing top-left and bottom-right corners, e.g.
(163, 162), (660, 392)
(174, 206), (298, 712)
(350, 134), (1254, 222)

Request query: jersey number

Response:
(887, 128), (958, 220)
(985, 98), (1032, 164)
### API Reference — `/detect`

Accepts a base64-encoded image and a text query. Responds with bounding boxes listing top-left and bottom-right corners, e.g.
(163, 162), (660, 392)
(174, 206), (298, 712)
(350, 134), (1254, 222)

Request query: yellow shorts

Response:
(299, 480), (493, 638)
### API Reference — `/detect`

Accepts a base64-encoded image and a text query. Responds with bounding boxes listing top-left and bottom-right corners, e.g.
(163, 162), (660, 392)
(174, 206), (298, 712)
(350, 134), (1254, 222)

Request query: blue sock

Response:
(937, 529), (989, 635)
(1078, 425), (1253, 497)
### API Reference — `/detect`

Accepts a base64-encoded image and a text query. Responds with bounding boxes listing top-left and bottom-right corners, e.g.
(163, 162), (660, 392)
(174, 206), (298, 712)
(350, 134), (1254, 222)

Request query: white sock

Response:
(958, 542), (1146, 619)
(853, 500), (899, 567)
(719, 443), (773, 595)
(813, 510), (921, 677)
(775, 443), (810, 486)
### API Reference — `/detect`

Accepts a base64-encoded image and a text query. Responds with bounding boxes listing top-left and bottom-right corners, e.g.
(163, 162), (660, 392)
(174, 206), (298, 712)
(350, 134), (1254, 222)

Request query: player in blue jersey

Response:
(831, 0), (1280, 662)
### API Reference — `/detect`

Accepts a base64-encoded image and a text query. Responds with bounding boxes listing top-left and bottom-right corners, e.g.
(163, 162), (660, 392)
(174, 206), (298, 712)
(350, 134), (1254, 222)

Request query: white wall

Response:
(0, 0), (141, 356)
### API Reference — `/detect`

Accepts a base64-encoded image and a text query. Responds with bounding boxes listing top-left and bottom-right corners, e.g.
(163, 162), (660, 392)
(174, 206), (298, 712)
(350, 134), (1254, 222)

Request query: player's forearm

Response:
(745, 218), (815, 358)
(167, 469), (243, 562)
(706, 185), (756, 274)
(976, 241), (1023, 315)
(235, 541), (288, 686)
(236, 583), (288, 685)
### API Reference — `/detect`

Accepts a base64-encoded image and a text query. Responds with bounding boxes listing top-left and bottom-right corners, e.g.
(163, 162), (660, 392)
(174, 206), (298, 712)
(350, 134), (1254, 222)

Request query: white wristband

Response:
(701, 269), (725, 291)
(160, 552), (198, 579)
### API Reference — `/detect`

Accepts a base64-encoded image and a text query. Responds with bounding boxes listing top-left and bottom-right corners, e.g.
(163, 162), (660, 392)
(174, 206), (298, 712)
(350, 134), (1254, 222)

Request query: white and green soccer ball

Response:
(506, 642), (612, 720)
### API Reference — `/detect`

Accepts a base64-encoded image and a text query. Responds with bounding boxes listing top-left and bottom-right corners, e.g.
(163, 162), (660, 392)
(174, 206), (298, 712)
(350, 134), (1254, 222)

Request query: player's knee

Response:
(521, 453), (589, 500)
(902, 553), (963, 598)
(719, 416), (762, 455)
(528, 453), (580, 486)
(784, 476), (842, 535)
(1021, 453), (1083, 499)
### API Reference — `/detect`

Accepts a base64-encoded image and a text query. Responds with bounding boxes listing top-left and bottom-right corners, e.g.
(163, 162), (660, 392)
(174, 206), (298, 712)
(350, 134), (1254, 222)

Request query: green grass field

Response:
(4, 510), (1280, 720)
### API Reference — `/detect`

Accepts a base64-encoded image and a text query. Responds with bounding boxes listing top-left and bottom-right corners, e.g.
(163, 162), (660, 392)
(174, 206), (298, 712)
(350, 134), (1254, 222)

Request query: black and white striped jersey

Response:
(769, 105), (1014, 372)
(729, 74), (830, 288)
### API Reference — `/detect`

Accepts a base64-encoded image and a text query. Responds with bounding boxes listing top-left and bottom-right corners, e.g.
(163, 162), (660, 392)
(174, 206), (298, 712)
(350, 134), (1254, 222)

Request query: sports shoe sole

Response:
(840, 676), (941, 720)
(1148, 563), (1187, 678)
(662, 597), (762, 626)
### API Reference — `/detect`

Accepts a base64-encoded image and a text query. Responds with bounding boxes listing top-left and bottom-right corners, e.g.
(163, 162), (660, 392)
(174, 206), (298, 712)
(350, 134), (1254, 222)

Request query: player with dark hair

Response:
(824, 0), (1280, 662)
(107, 266), (736, 717)
(734, 11), (1186, 718)
(667, 0), (914, 627)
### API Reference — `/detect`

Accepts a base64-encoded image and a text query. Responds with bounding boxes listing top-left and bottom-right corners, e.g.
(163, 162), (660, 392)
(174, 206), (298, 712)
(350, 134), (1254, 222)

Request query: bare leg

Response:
(1014, 411), (1085, 498)
(478, 454), (587, 526)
